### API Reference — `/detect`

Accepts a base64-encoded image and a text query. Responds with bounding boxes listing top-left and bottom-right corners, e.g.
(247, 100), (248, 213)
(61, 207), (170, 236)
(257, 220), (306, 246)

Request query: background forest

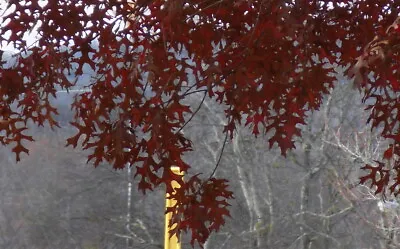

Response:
(1, 67), (400, 249)
(3, 0), (400, 248)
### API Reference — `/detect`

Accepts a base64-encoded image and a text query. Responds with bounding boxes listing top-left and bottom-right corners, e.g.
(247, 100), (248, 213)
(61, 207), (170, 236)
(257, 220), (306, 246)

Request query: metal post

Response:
(164, 166), (183, 249)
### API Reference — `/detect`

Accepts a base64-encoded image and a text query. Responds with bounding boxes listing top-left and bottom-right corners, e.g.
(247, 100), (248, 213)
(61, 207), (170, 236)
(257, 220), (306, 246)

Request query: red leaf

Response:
(383, 146), (394, 160)
(360, 162), (390, 195)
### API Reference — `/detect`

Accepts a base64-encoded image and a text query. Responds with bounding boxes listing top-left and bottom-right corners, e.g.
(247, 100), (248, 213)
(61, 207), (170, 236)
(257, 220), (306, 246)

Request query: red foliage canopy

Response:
(2, 0), (400, 246)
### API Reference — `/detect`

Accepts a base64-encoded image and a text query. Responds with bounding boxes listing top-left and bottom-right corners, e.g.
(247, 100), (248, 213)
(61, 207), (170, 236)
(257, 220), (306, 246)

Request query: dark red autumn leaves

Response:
(1, 0), (400, 247)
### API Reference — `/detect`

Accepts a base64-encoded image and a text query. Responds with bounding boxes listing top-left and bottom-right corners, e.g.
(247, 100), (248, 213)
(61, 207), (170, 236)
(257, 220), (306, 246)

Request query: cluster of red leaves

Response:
(2, 0), (400, 246)
(349, 15), (400, 197)
(167, 174), (233, 246)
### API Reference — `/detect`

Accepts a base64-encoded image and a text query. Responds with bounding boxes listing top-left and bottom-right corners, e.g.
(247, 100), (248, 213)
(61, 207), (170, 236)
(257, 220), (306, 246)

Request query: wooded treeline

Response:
(1, 74), (399, 249)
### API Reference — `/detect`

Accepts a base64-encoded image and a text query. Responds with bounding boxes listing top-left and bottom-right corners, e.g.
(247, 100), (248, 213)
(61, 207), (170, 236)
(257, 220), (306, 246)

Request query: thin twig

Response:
(175, 90), (207, 135)
(208, 129), (228, 179)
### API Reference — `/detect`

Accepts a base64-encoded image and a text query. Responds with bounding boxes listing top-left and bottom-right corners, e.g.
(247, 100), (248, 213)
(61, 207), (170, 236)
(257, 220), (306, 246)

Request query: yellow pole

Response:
(164, 166), (183, 249)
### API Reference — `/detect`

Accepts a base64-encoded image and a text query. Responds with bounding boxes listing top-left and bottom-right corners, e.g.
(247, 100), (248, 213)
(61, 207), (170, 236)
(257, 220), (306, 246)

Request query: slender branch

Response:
(288, 233), (309, 249)
(208, 129), (228, 179)
(175, 91), (207, 135)
(220, 233), (232, 249)
(296, 222), (342, 246)
(182, 89), (207, 96)
(105, 232), (146, 243)
(293, 205), (354, 220)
